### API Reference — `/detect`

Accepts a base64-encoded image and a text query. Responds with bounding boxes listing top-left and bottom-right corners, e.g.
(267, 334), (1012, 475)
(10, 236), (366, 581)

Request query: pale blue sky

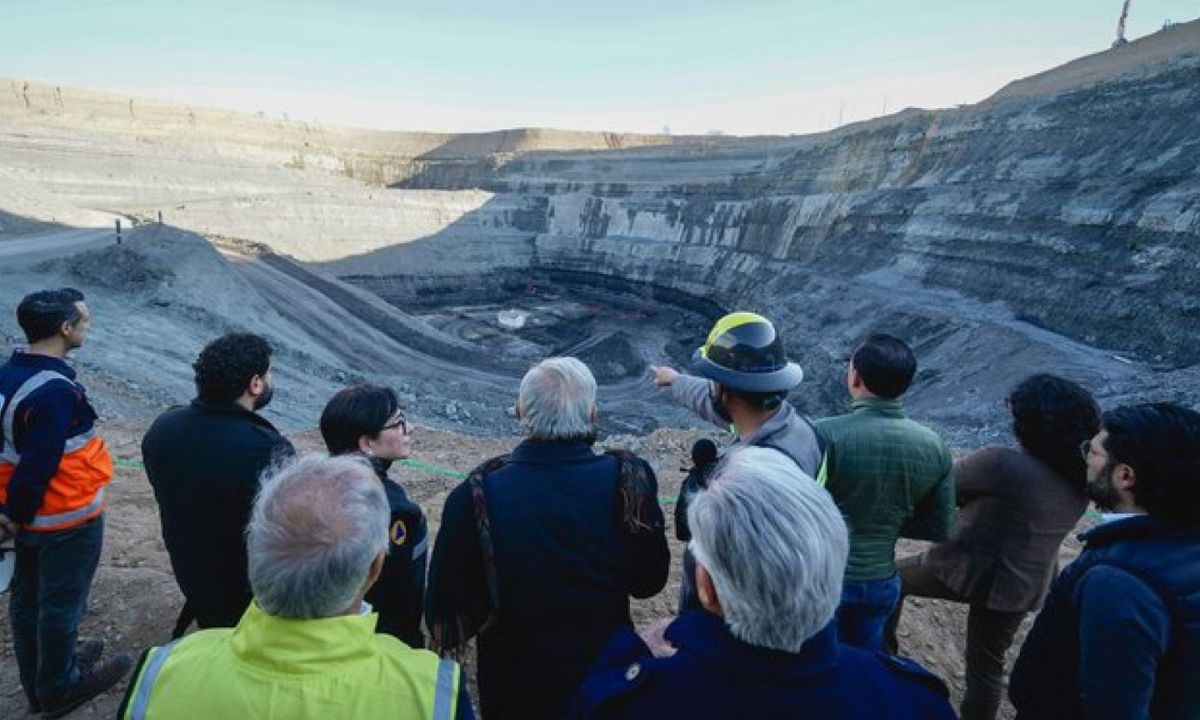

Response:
(2, 1), (1195, 135)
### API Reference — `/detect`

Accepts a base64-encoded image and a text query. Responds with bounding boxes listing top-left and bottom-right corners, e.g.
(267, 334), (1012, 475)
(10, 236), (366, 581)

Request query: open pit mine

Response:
(3, 22), (1199, 444)
(0, 21), (1198, 718)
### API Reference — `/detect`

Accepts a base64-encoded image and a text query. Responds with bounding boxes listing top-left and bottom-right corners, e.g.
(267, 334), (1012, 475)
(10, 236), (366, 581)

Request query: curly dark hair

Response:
(1102, 403), (1200, 524)
(320, 384), (402, 456)
(193, 332), (273, 403)
(1009, 374), (1101, 490)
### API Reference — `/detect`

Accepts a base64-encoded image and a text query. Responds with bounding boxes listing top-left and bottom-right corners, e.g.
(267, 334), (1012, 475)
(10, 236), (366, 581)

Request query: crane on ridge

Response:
(1113, 0), (1133, 47)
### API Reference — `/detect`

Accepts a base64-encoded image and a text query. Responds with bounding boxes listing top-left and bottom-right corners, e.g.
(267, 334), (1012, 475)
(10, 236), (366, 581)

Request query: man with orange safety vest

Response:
(0, 288), (132, 718)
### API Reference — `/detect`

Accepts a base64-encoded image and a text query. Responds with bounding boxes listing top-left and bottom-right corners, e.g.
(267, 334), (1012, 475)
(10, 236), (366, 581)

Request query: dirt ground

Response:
(0, 418), (1090, 719)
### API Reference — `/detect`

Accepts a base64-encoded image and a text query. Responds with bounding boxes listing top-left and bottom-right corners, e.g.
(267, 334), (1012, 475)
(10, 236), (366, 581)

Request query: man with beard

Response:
(1009, 403), (1200, 719)
(142, 332), (294, 633)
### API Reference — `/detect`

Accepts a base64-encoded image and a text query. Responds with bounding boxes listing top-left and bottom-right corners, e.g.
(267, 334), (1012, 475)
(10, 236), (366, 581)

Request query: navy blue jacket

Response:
(568, 611), (956, 719)
(0, 350), (99, 524)
(426, 440), (669, 719)
(365, 458), (428, 648)
(1010, 515), (1200, 720)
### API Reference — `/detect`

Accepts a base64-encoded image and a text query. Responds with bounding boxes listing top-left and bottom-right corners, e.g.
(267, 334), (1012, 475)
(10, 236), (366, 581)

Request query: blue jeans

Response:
(10, 514), (104, 703)
(837, 572), (901, 651)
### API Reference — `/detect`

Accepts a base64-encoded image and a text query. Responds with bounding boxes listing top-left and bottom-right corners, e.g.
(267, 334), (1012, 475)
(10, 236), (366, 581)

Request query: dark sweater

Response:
(142, 399), (294, 628)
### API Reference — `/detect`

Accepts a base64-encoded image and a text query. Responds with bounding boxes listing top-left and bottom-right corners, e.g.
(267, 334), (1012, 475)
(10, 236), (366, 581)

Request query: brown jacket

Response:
(920, 445), (1087, 612)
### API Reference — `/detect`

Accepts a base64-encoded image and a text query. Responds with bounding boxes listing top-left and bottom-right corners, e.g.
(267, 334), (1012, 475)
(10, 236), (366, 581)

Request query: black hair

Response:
(851, 333), (916, 399)
(1008, 374), (1100, 490)
(320, 384), (402, 456)
(727, 388), (788, 412)
(193, 332), (273, 403)
(1101, 403), (1200, 524)
(16, 288), (85, 343)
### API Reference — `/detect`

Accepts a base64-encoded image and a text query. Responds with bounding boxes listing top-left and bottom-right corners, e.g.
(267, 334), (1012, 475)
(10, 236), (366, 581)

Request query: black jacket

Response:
(364, 457), (428, 648)
(426, 440), (669, 720)
(142, 399), (294, 629)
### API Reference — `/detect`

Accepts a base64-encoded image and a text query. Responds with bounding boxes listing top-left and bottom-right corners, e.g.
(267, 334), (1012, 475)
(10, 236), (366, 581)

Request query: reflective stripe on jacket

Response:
(0, 366), (112, 531)
(120, 602), (462, 720)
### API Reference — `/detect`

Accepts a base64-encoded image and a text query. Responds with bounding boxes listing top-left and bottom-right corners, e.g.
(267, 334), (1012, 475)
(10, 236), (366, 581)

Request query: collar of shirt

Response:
(8, 349), (76, 379)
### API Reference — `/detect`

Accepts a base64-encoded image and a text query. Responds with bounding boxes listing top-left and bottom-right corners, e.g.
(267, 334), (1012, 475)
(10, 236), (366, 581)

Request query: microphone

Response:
(691, 439), (718, 471)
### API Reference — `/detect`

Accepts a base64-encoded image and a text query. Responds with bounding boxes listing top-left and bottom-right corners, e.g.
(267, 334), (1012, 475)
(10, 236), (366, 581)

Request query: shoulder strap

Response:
(605, 449), (663, 536)
(467, 454), (509, 621)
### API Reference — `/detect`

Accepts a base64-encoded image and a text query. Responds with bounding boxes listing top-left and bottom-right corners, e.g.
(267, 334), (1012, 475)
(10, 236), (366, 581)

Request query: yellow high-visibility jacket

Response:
(120, 602), (463, 720)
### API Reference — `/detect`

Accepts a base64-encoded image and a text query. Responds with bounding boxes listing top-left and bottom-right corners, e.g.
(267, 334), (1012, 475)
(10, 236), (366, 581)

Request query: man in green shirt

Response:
(814, 334), (955, 651)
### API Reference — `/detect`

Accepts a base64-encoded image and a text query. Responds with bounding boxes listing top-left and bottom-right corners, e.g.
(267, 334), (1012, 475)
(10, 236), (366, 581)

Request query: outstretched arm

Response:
(651, 367), (731, 431)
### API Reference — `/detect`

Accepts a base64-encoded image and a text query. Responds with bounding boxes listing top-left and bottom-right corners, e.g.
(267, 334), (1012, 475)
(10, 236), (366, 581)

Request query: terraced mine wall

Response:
(372, 59), (1200, 369)
(3, 23), (1198, 434)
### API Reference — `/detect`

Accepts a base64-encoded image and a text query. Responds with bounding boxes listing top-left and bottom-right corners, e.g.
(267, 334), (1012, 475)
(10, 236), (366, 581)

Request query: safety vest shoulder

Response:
(0, 368), (111, 531)
(121, 618), (461, 720)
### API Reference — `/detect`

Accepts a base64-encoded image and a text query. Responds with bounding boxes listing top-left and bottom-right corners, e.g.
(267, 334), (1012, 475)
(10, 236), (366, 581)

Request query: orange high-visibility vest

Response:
(0, 369), (112, 531)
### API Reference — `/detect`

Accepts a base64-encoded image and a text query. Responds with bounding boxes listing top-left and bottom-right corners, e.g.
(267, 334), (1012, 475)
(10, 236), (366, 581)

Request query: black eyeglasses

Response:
(383, 414), (409, 434)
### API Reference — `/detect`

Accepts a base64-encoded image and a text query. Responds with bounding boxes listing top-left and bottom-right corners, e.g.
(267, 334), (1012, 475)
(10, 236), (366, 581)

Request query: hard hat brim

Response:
(690, 349), (804, 392)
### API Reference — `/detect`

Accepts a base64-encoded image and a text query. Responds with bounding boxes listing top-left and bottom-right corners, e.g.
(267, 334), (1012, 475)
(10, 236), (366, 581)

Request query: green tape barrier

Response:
(118, 453), (681, 505)
(397, 458), (467, 480)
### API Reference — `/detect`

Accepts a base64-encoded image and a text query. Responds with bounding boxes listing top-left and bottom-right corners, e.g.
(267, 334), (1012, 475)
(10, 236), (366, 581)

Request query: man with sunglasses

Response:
(142, 332), (294, 634)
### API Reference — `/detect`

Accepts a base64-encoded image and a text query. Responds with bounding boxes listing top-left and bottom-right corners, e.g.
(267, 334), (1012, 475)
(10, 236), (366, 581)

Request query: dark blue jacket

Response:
(1010, 515), (1200, 720)
(365, 458), (428, 649)
(568, 611), (956, 719)
(426, 440), (669, 719)
(0, 350), (99, 524)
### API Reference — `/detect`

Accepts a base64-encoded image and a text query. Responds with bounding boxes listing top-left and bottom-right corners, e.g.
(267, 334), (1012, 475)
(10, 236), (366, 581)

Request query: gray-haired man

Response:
(569, 448), (955, 719)
(427, 357), (670, 719)
(119, 454), (473, 719)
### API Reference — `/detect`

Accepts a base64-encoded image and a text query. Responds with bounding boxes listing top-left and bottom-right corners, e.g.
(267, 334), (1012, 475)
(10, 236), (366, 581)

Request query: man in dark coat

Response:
(1010, 403), (1200, 719)
(426, 357), (669, 719)
(142, 333), (294, 632)
(568, 447), (956, 720)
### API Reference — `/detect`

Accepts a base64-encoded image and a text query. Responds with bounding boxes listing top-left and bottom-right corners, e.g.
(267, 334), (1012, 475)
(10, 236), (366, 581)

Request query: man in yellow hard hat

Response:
(652, 311), (822, 612)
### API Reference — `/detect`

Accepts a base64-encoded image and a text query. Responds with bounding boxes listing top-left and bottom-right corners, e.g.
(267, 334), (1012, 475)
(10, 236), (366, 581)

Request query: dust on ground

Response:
(0, 415), (1092, 719)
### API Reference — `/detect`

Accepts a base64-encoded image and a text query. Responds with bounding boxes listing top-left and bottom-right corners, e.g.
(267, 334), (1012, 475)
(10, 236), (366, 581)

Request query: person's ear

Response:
(589, 403), (598, 424)
(249, 374), (265, 397)
(514, 401), (523, 421)
(357, 435), (376, 456)
(696, 562), (723, 616)
(1112, 463), (1137, 493)
(365, 551), (385, 589)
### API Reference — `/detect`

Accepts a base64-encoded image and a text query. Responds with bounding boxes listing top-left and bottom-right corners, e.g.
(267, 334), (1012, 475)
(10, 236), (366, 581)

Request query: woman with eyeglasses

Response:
(320, 383), (427, 648)
(884, 374), (1101, 720)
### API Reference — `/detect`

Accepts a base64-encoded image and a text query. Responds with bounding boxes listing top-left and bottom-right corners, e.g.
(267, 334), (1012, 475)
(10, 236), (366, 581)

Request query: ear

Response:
(248, 374), (265, 397)
(847, 363), (863, 389)
(514, 401), (523, 421)
(366, 551), (385, 588)
(1112, 463), (1137, 493)
(696, 562), (723, 616)
(357, 435), (376, 456)
(589, 403), (598, 424)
